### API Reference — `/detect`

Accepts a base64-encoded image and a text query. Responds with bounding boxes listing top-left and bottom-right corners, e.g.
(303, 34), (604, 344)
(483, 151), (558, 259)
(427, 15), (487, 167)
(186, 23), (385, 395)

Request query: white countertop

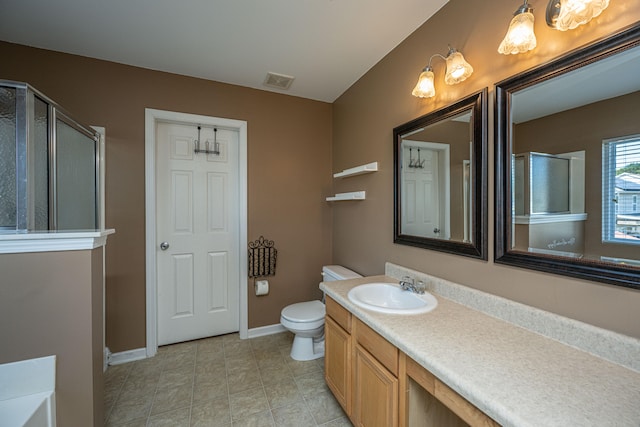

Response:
(320, 272), (640, 427)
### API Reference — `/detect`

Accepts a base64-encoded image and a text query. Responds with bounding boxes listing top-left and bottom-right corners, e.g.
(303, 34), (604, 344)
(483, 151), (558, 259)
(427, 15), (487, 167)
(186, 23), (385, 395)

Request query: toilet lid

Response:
(281, 300), (325, 322)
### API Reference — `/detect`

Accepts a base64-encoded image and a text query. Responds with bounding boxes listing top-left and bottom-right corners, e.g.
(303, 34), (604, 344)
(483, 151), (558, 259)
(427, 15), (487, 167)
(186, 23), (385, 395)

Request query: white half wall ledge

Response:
(0, 229), (115, 254)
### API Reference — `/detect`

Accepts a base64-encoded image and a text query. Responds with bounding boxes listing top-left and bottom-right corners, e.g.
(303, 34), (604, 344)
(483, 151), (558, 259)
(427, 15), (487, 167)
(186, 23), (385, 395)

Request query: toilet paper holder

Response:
(248, 236), (277, 278)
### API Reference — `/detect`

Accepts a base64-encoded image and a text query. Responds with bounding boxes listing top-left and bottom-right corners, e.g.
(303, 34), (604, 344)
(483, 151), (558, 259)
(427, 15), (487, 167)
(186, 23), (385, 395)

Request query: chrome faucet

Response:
(400, 276), (425, 294)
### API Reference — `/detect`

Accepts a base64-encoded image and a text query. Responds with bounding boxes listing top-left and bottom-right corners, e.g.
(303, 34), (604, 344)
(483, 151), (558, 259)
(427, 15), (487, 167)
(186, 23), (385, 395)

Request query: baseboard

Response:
(104, 347), (111, 372)
(108, 348), (147, 366)
(247, 323), (286, 339)
(107, 327), (285, 364)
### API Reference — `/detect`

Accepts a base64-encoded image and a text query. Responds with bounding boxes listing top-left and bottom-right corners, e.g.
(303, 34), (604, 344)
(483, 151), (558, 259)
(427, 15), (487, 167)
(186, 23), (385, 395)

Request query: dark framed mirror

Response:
(495, 24), (640, 289)
(394, 88), (487, 259)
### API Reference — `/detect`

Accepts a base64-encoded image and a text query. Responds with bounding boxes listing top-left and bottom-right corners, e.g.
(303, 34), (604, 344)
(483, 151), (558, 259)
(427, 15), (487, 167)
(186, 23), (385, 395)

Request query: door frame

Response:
(144, 108), (248, 357)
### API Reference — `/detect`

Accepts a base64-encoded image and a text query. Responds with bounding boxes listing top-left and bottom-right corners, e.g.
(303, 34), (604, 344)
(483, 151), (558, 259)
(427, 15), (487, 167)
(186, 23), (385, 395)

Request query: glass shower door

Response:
(55, 117), (98, 230)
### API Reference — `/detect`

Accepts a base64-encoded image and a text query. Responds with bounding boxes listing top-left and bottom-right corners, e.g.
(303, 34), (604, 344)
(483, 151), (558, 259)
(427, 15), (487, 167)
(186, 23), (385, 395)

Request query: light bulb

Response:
(412, 68), (436, 98)
(552, 0), (610, 31)
(498, 10), (537, 54)
(444, 51), (473, 85)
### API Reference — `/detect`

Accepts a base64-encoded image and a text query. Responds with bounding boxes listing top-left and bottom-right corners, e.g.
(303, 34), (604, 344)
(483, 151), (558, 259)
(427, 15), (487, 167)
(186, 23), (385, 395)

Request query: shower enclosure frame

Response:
(1, 80), (101, 232)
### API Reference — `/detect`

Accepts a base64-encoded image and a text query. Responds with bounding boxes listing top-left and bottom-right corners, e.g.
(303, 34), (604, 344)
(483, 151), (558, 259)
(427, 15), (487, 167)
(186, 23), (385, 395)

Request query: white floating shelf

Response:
(333, 162), (378, 178)
(326, 191), (366, 201)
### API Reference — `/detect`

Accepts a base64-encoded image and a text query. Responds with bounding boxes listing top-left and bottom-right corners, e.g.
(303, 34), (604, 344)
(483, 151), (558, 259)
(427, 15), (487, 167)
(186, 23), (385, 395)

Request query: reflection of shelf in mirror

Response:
(333, 162), (378, 178)
(326, 191), (366, 201)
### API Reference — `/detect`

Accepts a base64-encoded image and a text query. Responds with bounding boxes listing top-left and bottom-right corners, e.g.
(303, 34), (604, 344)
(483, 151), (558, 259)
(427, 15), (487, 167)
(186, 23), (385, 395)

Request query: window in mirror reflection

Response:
(603, 135), (640, 250)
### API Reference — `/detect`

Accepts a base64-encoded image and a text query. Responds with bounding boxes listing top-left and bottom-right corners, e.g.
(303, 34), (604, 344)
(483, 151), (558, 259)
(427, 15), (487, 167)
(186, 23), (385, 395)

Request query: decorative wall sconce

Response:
(498, 0), (537, 55)
(412, 46), (474, 98)
(499, 0), (610, 55)
(546, 0), (610, 31)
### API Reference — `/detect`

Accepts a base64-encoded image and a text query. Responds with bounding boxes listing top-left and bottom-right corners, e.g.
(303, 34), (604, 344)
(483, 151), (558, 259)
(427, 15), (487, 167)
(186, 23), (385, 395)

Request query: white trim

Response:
(247, 323), (287, 339)
(144, 108), (248, 359)
(108, 348), (147, 366)
(0, 229), (115, 254)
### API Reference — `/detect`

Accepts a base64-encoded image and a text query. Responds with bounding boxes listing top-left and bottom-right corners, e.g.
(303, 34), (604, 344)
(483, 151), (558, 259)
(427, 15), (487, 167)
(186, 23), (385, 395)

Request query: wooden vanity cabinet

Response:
(325, 296), (352, 415)
(353, 318), (399, 427)
(325, 296), (399, 426)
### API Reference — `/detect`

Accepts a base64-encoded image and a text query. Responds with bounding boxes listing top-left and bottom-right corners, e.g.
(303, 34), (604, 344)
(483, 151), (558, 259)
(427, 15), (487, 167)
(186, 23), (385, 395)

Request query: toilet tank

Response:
(322, 265), (362, 282)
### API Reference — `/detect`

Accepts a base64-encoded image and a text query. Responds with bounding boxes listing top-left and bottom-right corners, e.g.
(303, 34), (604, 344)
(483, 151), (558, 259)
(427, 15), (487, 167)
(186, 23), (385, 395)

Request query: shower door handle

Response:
(160, 241), (170, 251)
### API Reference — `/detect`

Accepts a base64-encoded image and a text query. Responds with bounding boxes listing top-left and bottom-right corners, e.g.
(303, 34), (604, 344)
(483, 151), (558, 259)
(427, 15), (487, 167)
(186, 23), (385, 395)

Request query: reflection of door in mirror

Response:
(399, 112), (471, 243)
(401, 142), (450, 239)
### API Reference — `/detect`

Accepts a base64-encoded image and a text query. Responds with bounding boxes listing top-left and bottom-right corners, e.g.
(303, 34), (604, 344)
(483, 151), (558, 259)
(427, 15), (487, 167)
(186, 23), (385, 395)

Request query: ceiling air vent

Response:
(263, 72), (295, 90)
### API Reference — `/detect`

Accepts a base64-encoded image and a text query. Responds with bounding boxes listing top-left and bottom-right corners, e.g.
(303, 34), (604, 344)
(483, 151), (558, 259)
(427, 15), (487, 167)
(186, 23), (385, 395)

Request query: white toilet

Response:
(280, 265), (362, 361)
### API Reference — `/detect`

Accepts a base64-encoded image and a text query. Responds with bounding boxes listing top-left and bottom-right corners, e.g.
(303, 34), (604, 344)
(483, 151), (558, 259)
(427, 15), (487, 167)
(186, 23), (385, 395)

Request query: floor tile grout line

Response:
(104, 333), (349, 427)
(104, 362), (133, 425)
(187, 342), (198, 427)
(250, 340), (278, 426)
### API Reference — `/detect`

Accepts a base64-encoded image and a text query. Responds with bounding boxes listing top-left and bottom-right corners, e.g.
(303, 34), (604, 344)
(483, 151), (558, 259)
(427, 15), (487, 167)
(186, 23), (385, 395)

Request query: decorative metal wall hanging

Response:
(248, 236), (277, 278)
(408, 147), (425, 168)
(194, 125), (221, 155)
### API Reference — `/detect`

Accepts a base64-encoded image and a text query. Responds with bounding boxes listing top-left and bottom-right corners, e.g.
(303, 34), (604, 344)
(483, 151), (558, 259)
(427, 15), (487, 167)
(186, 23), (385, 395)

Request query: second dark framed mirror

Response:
(495, 24), (640, 289)
(394, 88), (487, 259)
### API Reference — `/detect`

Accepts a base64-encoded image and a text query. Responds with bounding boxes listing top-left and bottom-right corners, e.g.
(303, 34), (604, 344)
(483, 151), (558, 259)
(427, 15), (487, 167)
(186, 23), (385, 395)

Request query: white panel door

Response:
(402, 146), (440, 238)
(156, 122), (239, 346)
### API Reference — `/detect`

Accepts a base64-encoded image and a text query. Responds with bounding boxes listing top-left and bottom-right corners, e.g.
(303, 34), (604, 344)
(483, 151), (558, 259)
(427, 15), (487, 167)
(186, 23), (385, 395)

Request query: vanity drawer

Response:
(326, 296), (351, 333)
(355, 318), (398, 376)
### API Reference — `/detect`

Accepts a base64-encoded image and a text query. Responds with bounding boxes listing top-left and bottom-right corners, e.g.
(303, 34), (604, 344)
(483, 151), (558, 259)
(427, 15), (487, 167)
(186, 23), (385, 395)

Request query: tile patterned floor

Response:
(104, 332), (353, 426)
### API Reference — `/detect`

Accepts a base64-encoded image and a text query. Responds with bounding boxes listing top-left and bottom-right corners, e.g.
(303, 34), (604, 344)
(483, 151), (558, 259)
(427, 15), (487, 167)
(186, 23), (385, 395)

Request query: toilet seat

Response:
(281, 300), (325, 323)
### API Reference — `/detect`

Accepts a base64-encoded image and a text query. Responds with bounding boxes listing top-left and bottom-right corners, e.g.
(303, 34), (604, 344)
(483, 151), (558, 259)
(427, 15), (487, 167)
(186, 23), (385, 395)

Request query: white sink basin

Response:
(347, 283), (437, 314)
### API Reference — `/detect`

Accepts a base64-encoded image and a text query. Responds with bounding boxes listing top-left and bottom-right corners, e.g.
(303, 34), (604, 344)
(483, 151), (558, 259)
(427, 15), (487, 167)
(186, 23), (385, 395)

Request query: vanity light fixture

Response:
(546, 0), (610, 31)
(498, 0), (537, 55)
(412, 46), (474, 98)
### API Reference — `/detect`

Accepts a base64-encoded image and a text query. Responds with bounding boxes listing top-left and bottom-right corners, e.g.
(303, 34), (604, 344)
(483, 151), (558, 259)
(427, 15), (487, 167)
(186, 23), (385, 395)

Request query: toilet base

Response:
(290, 334), (325, 361)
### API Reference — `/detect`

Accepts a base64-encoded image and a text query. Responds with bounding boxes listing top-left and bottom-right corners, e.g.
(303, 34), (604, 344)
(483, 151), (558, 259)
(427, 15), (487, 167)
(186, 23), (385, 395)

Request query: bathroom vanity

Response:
(321, 263), (640, 427)
(325, 295), (496, 426)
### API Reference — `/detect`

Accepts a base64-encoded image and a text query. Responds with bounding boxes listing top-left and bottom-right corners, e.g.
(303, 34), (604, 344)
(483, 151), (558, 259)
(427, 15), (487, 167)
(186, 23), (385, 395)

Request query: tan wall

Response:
(0, 248), (104, 426)
(332, 0), (640, 338)
(515, 91), (640, 259)
(1, 43), (333, 351)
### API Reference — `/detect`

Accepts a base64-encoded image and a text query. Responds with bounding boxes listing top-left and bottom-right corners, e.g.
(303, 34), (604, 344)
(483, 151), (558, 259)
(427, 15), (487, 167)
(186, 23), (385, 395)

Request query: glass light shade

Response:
(554, 0), (610, 31)
(444, 51), (473, 85)
(411, 69), (436, 98)
(498, 11), (537, 54)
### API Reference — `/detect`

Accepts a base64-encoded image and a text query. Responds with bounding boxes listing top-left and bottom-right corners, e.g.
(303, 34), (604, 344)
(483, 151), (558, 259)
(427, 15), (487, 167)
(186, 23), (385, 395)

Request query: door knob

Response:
(160, 241), (170, 250)
(433, 228), (440, 234)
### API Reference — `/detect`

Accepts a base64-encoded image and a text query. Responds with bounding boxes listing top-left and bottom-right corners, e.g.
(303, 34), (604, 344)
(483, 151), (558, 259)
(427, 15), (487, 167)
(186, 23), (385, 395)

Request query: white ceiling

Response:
(0, 0), (448, 103)
(512, 44), (640, 124)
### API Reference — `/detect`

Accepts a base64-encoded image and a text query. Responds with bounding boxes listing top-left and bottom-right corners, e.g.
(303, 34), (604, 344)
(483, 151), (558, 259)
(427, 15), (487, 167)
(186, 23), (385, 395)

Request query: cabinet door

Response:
(325, 315), (351, 415)
(354, 345), (398, 427)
